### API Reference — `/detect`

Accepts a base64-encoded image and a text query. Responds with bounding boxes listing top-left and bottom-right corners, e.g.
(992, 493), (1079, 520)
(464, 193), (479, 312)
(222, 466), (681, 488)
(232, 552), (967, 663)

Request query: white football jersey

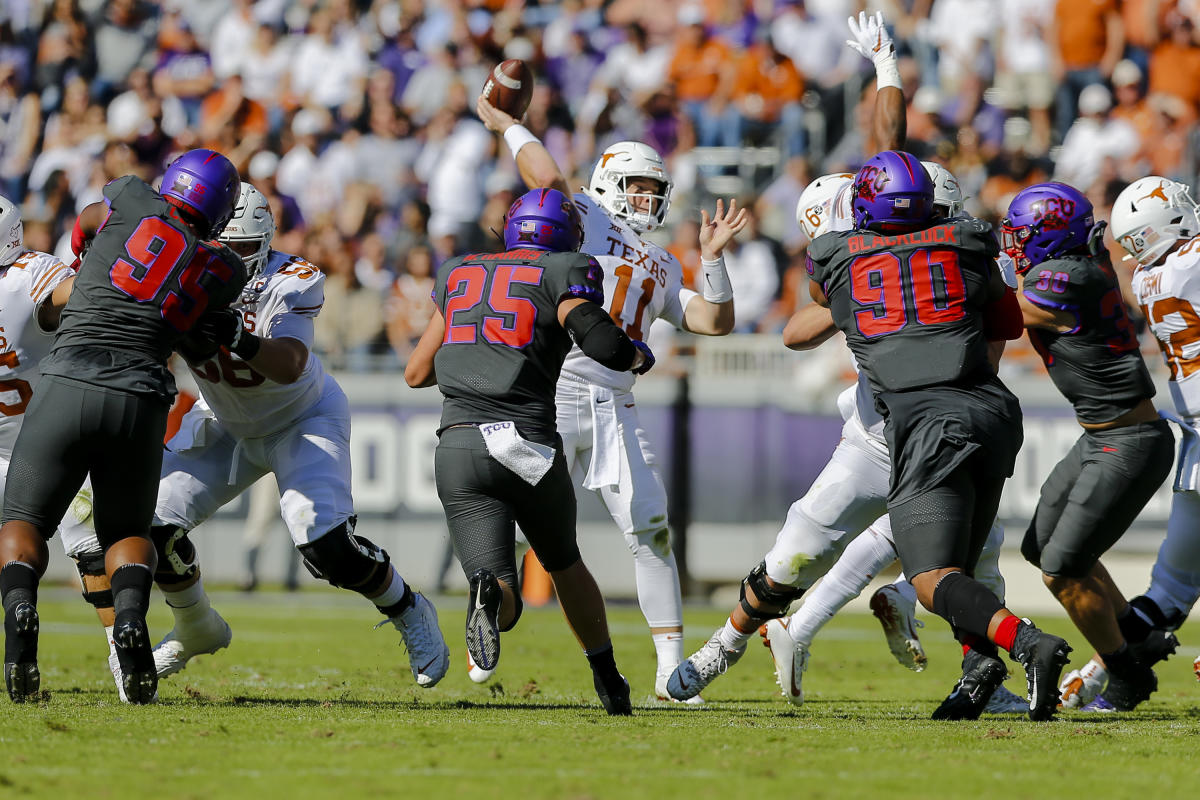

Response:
(188, 250), (327, 439)
(1131, 237), (1200, 419)
(561, 192), (694, 391)
(0, 251), (73, 452)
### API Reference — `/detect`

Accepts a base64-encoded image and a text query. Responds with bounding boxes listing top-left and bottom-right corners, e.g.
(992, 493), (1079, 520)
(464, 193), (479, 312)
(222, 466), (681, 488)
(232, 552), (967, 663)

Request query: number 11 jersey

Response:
(807, 217), (1002, 394)
(44, 176), (247, 403)
(561, 193), (692, 392)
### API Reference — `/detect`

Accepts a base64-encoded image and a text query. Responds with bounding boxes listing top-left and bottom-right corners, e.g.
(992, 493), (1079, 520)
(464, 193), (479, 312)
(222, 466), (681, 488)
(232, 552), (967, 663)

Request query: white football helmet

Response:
(1111, 176), (1200, 266)
(796, 173), (854, 241)
(586, 141), (673, 233)
(0, 195), (23, 268)
(218, 182), (275, 280)
(922, 161), (963, 218)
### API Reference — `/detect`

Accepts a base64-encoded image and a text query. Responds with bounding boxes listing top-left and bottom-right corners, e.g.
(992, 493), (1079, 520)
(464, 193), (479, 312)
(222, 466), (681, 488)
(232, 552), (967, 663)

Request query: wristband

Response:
(503, 124), (540, 157)
(699, 256), (734, 303)
(875, 54), (902, 91)
(231, 330), (261, 361)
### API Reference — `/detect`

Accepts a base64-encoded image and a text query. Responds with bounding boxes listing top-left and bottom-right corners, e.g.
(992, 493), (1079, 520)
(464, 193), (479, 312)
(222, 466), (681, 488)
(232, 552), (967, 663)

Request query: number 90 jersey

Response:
(562, 193), (693, 392)
(1132, 237), (1200, 419)
(807, 217), (1002, 394)
(188, 250), (326, 439)
(0, 251), (74, 452)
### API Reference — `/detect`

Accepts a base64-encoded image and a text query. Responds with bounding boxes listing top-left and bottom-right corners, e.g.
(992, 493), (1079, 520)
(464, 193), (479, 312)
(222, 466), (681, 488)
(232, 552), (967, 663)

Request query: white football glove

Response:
(846, 10), (901, 90)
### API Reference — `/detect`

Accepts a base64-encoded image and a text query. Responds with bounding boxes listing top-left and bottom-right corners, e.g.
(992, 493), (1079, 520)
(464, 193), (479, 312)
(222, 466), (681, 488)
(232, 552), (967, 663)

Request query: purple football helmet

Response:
(851, 151), (935, 232)
(1001, 182), (1094, 273)
(160, 149), (240, 239)
(503, 188), (583, 252)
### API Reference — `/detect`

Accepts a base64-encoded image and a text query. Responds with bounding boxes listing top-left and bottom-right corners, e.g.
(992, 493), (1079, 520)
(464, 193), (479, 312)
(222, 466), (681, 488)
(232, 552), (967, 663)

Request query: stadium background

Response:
(2, 0), (1195, 591)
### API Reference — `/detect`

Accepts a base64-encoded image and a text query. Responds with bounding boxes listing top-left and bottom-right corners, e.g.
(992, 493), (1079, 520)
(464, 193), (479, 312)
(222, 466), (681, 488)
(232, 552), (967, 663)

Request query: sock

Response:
(652, 631), (683, 674)
(788, 528), (895, 647)
(111, 564), (152, 619)
(374, 568), (414, 617)
(960, 631), (999, 660)
(992, 615), (1020, 652)
(1, 561), (39, 663)
(104, 625), (117, 656)
(718, 618), (752, 651)
(1116, 605), (1152, 644)
(163, 576), (213, 626)
(930, 572), (1004, 640)
(585, 641), (619, 678)
(1099, 643), (1137, 678)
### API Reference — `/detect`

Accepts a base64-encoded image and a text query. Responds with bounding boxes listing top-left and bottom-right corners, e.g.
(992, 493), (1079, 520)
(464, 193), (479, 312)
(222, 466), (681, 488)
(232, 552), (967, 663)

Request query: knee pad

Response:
(70, 550), (112, 609)
(150, 525), (198, 586)
(625, 528), (672, 560)
(298, 517), (390, 592)
(740, 561), (805, 624)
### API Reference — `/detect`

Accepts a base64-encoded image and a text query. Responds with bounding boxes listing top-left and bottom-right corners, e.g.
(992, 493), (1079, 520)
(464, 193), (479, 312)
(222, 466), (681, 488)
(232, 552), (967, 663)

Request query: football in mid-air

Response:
(482, 59), (534, 119)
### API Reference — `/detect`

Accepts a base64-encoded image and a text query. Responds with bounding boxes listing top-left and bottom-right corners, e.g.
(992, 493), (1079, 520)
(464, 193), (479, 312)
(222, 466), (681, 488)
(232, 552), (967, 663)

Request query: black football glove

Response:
(193, 308), (261, 360)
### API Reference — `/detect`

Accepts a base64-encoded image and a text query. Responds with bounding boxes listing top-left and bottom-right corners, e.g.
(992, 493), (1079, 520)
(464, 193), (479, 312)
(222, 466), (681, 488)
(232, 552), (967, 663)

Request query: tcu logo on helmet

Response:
(855, 166), (888, 202)
(1031, 197), (1076, 231)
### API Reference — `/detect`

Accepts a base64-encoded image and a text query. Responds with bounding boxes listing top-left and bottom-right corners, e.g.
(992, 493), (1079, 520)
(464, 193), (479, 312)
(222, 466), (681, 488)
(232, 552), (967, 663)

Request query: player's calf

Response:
(1, 561), (40, 703)
(110, 563), (157, 704)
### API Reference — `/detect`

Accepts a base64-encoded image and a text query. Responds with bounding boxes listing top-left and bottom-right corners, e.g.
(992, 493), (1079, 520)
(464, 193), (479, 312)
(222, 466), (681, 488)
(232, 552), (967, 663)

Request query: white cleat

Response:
(386, 592), (450, 688)
(869, 584), (927, 672)
(666, 632), (746, 701)
(152, 607), (233, 678)
(655, 670), (705, 705)
(467, 649), (495, 684)
(107, 645), (128, 703)
(1059, 658), (1108, 709)
(984, 684), (1030, 714)
(759, 618), (807, 707)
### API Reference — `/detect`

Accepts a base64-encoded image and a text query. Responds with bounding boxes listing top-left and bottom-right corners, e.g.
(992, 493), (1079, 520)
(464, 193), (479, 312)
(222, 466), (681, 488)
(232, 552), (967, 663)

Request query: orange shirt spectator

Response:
(199, 75), (268, 149)
(732, 42), (804, 123)
(1055, 0), (1120, 70)
(667, 23), (734, 103)
(1148, 17), (1200, 113)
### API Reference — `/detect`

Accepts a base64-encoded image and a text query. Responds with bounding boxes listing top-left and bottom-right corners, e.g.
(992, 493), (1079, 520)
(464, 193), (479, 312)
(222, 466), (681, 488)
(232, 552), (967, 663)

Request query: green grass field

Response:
(2, 587), (1199, 799)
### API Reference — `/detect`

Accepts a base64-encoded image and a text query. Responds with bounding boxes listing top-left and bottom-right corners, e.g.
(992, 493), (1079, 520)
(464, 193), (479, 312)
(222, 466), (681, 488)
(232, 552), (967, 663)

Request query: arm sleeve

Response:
(555, 255), (605, 305)
(265, 270), (325, 349)
(563, 301), (637, 371)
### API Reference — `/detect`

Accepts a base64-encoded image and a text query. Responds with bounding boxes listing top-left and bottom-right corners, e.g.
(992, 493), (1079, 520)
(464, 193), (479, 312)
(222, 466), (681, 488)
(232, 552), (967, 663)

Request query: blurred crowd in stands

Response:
(1, 0), (1198, 372)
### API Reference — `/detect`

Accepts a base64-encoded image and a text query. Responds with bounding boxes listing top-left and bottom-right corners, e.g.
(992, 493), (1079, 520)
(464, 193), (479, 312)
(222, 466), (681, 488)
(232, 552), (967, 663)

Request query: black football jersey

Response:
(434, 247), (605, 444)
(1022, 253), (1154, 424)
(42, 176), (247, 402)
(807, 217), (1003, 394)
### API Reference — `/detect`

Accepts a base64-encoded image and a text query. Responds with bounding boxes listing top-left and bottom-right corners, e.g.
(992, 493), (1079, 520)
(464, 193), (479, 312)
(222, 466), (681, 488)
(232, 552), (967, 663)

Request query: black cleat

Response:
(1128, 629), (1179, 668)
(931, 649), (1007, 721)
(4, 601), (40, 703)
(1010, 622), (1072, 722)
(593, 670), (633, 716)
(113, 615), (158, 704)
(1101, 663), (1157, 711)
(466, 568), (502, 674)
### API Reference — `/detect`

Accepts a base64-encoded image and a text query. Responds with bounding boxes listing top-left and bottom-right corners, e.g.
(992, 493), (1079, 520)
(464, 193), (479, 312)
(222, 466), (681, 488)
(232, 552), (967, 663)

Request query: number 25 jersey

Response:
(807, 217), (1002, 394)
(44, 176), (247, 402)
(561, 193), (692, 392)
(433, 247), (605, 444)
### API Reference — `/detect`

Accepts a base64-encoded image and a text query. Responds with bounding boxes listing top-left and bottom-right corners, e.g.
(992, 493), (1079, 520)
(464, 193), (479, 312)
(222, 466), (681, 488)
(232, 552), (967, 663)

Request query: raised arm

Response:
(846, 10), (906, 151)
(681, 198), (749, 335)
(476, 96), (570, 194)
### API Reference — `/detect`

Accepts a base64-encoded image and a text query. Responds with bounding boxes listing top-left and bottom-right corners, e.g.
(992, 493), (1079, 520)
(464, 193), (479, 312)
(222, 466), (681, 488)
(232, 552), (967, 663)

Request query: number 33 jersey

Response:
(0, 250), (74, 451)
(562, 193), (693, 392)
(188, 250), (327, 439)
(1132, 237), (1200, 419)
(1022, 253), (1154, 424)
(807, 217), (1002, 394)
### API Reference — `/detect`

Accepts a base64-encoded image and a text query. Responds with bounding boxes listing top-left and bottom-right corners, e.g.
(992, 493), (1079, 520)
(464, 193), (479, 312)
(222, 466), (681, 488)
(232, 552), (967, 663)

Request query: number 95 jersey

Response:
(807, 217), (1002, 394)
(562, 193), (692, 392)
(188, 251), (326, 438)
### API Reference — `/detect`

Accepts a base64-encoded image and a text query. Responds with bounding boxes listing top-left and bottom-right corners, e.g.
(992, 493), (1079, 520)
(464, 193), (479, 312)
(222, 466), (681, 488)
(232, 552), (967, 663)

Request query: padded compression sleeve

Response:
(564, 302), (637, 372)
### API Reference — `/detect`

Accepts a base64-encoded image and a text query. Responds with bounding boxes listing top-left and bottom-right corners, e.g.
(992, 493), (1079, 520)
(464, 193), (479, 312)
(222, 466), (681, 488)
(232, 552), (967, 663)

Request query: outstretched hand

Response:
(476, 94), (519, 134)
(699, 198), (750, 259)
(845, 10), (894, 65)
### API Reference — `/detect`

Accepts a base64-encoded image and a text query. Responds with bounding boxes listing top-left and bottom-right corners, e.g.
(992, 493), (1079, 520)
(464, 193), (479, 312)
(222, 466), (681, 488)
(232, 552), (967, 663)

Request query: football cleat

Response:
(467, 649), (495, 684)
(113, 614), (158, 704)
(388, 591), (449, 688)
(654, 670), (704, 704)
(869, 584), (927, 672)
(984, 684), (1031, 714)
(1059, 658), (1107, 709)
(153, 606), (232, 678)
(759, 618), (807, 707)
(593, 670), (633, 716)
(931, 648), (1007, 721)
(1081, 694), (1116, 712)
(1010, 621), (1072, 721)
(666, 632), (746, 701)
(4, 601), (40, 703)
(1128, 628), (1179, 667)
(107, 639), (128, 703)
(1099, 663), (1157, 711)
(465, 569), (502, 676)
